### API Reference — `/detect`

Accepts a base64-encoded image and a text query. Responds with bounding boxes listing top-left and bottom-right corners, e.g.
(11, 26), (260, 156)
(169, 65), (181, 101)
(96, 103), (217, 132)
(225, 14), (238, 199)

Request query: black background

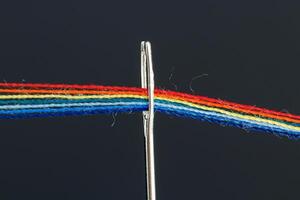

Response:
(0, 0), (300, 199)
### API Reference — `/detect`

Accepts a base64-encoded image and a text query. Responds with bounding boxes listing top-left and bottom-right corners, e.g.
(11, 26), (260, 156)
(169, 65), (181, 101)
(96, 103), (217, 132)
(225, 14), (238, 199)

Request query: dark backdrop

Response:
(0, 0), (300, 199)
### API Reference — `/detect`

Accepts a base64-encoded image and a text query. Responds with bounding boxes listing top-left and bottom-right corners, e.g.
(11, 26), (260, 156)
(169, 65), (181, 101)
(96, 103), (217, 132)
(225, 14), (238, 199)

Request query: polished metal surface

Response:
(141, 41), (156, 200)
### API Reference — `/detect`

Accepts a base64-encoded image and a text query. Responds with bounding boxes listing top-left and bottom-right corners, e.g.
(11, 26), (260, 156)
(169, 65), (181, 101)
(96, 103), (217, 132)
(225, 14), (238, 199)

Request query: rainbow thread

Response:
(0, 83), (299, 139)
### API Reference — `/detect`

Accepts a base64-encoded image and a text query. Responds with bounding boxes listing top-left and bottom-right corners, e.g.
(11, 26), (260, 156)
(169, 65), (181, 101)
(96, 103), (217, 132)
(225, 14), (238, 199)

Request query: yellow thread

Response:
(0, 94), (145, 100)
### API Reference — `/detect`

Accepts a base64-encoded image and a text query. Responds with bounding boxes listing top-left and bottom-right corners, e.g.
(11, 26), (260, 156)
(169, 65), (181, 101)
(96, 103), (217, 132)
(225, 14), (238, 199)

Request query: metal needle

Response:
(141, 41), (156, 200)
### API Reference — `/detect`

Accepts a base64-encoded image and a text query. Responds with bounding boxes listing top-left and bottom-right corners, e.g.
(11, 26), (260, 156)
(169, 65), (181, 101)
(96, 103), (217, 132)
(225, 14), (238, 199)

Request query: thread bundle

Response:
(0, 82), (299, 139)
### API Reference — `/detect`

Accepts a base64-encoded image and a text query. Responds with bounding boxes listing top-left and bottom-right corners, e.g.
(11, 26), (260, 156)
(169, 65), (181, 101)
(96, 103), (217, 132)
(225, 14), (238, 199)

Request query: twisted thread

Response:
(0, 82), (299, 139)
